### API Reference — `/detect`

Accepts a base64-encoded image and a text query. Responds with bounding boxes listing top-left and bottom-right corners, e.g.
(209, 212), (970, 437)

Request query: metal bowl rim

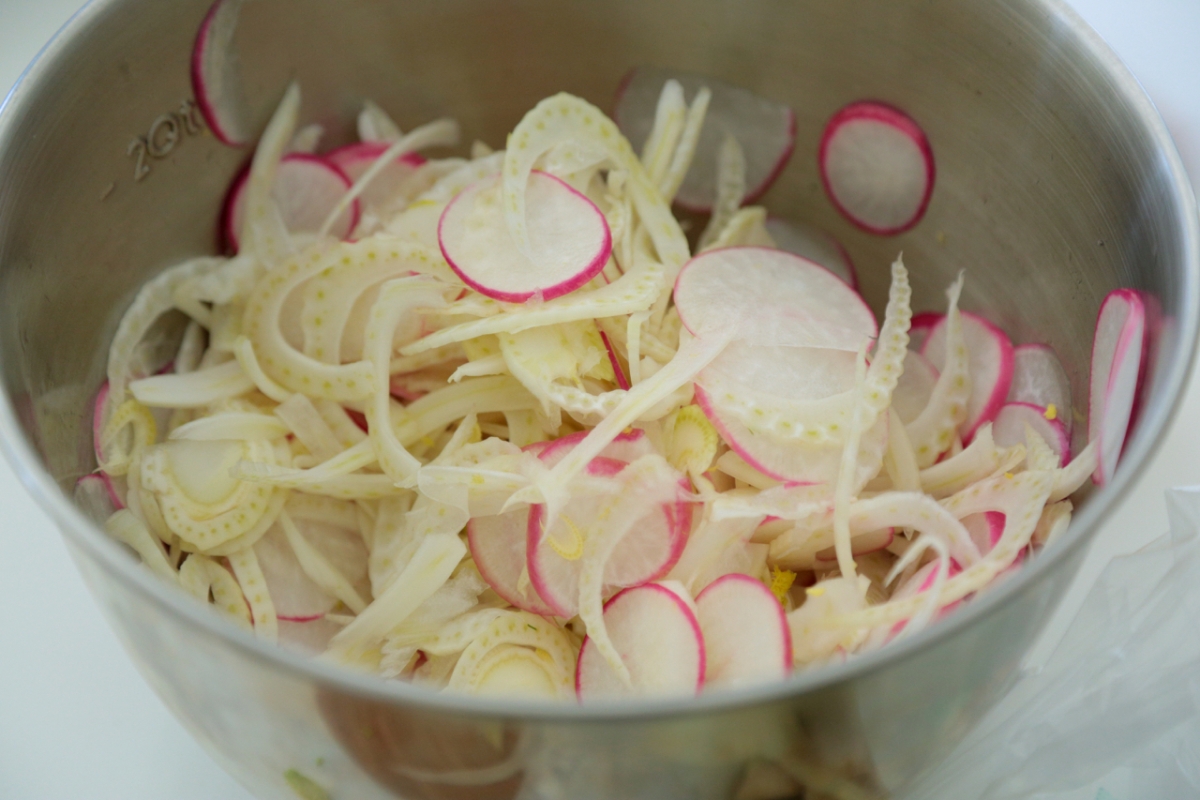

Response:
(0, 0), (1195, 722)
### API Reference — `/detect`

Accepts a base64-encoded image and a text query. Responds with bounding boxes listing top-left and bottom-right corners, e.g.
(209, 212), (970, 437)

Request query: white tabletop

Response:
(1, 2), (1198, 798)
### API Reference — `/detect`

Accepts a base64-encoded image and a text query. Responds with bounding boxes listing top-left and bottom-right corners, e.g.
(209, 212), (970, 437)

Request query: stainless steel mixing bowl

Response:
(0, 0), (1195, 797)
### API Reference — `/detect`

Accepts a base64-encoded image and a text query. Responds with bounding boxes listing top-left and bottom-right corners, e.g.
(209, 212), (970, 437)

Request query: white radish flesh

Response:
(763, 218), (858, 289)
(190, 0), (251, 147)
(674, 247), (876, 351)
(326, 142), (426, 212)
(963, 510), (1006, 555)
(575, 581), (705, 699)
(466, 505), (557, 616)
(1008, 344), (1073, 434)
(438, 171), (611, 302)
(527, 454), (688, 618)
(694, 574), (791, 687)
(253, 523), (336, 621)
(908, 311), (942, 353)
(223, 154), (360, 250)
(923, 310), (1014, 441)
(991, 402), (1069, 466)
(614, 67), (795, 211)
(819, 101), (935, 235)
(893, 349), (939, 424)
(1089, 289), (1146, 485)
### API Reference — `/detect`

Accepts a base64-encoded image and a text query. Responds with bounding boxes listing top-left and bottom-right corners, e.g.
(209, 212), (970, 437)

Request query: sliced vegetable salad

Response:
(77, 52), (1150, 702)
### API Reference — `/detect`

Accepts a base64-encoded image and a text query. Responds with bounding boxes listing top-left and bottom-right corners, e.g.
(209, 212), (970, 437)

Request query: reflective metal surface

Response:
(0, 1), (1195, 798)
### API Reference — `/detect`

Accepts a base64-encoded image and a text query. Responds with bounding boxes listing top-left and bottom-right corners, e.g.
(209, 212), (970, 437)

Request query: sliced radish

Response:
(1130, 290), (1163, 438)
(681, 248), (901, 485)
(326, 142), (426, 212)
(466, 506), (557, 617)
(613, 67), (795, 211)
(888, 558), (962, 637)
(991, 402), (1069, 466)
(599, 330), (630, 390)
(527, 455), (689, 618)
(536, 428), (654, 467)
(922, 311), (1014, 441)
(764, 218), (858, 289)
(908, 311), (943, 353)
(698, 383), (889, 485)
(438, 171), (611, 303)
(1008, 343), (1073, 435)
(819, 101), (935, 235)
(694, 574), (791, 687)
(576, 581), (705, 699)
(74, 474), (119, 525)
(962, 511), (1006, 554)
(223, 153), (361, 250)
(673, 246), (876, 351)
(191, 0), (251, 147)
(253, 523), (336, 622)
(1089, 289), (1146, 485)
(278, 618), (343, 654)
(893, 350), (939, 424)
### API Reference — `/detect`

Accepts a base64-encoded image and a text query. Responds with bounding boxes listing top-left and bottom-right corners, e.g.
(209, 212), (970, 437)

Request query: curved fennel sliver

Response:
(364, 277), (454, 485)
(243, 239), (440, 401)
(906, 274), (971, 468)
(106, 256), (225, 408)
(238, 82), (300, 268)
(399, 259), (664, 356)
(817, 468), (1055, 631)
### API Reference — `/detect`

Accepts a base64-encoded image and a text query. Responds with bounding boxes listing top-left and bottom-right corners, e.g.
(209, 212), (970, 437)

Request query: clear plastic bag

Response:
(902, 486), (1200, 800)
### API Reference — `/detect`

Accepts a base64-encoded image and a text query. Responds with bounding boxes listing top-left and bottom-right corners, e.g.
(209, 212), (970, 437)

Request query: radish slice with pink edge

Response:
(889, 559), (963, 637)
(464, 442), (562, 616)
(695, 574), (791, 687)
(922, 310), (1014, 441)
(1089, 289), (1147, 485)
(962, 510), (1006, 554)
(677, 247), (883, 484)
(696, 380), (889, 485)
(1008, 343), (1073, 435)
(326, 142), (426, 211)
(191, 0), (251, 147)
(527, 455), (690, 618)
(893, 349), (939, 424)
(764, 218), (858, 289)
(253, 523), (336, 622)
(278, 618), (343, 654)
(576, 581), (705, 699)
(599, 330), (630, 390)
(74, 474), (119, 525)
(467, 506), (557, 616)
(535, 428), (654, 467)
(908, 311), (943, 353)
(673, 246), (877, 351)
(223, 153), (361, 250)
(438, 171), (612, 303)
(991, 402), (1069, 466)
(1129, 290), (1163, 437)
(613, 67), (796, 212)
(819, 101), (935, 235)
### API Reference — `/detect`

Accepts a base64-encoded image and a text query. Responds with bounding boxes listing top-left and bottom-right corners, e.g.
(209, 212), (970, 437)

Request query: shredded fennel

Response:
(88, 79), (1094, 703)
